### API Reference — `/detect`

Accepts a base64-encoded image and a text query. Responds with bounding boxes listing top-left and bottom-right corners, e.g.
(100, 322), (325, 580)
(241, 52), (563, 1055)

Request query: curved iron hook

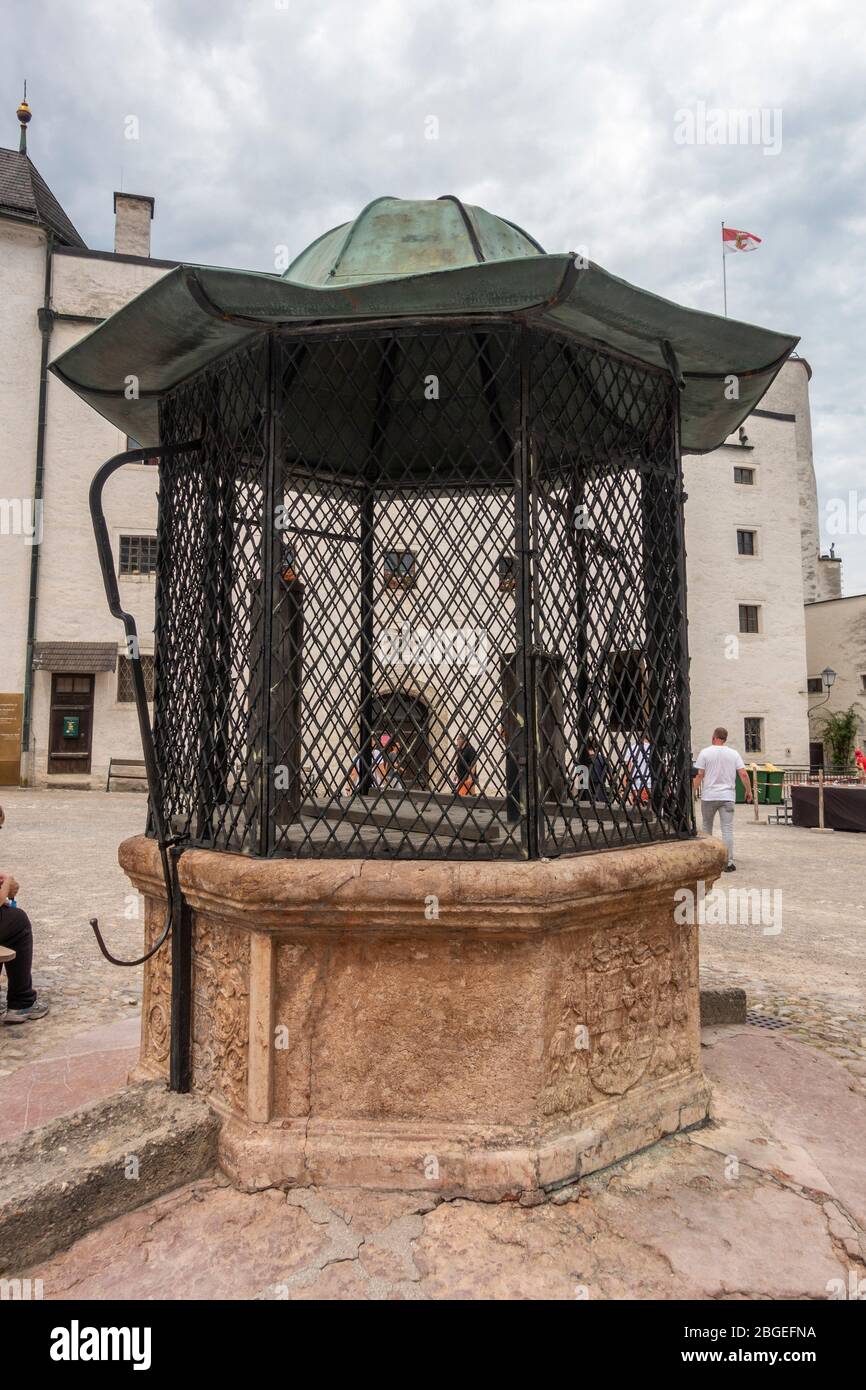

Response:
(90, 912), (170, 968)
(89, 840), (177, 966)
(87, 439), (200, 966)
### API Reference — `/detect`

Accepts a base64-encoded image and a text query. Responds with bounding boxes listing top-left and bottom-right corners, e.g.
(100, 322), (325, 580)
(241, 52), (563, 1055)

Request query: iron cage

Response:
(150, 317), (694, 862)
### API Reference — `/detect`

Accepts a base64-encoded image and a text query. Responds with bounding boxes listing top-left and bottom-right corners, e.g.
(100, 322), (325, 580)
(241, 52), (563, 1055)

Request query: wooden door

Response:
(0, 693), (23, 785)
(48, 674), (94, 775)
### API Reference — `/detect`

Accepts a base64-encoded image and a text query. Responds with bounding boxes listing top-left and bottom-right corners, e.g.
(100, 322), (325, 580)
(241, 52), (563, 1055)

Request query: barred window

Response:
(383, 549), (416, 589)
(119, 534), (158, 576)
(744, 717), (763, 754)
(117, 654), (155, 702)
(280, 541), (298, 583)
(738, 603), (760, 634)
(497, 553), (516, 589)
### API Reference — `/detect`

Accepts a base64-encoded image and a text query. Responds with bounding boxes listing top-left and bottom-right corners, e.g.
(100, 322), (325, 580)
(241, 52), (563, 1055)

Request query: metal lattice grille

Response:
(154, 322), (693, 860)
(529, 334), (693, 853)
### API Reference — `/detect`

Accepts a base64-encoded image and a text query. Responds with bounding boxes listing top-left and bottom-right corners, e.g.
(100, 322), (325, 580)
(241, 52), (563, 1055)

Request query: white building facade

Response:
(683, 357), (841, 767)
(0, 117), (172, 787)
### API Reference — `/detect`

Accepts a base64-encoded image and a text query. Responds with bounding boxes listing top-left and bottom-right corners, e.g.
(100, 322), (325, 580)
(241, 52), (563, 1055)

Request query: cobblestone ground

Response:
(0, 788), (147, 1074)
(1, 790), (864, 1086)
(699, 805), (866, 1089)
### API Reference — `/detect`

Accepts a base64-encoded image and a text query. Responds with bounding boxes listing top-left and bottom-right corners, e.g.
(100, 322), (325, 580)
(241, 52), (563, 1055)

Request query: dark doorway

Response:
(48, 674), (95, 775)
(809, 740), (824, 771)
(372, 692), (430, 789)
(501, 651), (567, 806)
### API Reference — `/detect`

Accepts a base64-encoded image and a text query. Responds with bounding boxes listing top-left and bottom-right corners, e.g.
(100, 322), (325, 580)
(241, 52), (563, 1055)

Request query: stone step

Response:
(0, 1081), (219, 1274)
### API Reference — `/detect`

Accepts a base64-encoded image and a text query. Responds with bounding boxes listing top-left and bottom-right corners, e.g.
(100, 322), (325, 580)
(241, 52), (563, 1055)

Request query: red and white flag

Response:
(722, 226), (762, 253)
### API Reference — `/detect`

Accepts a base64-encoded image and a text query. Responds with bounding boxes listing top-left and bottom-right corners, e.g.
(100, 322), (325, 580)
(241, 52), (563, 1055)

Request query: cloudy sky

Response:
(4, 0), (865, 588)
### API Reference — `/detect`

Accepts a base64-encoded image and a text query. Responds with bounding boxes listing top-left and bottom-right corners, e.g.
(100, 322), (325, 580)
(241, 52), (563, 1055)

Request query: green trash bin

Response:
(735, 774), (747, 804)
(765, 770), (784, 805)
(755, 770), (769, 804)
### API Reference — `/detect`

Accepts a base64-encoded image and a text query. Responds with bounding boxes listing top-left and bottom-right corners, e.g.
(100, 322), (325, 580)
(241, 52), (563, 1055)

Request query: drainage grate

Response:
(746, 1011), (789, 1030)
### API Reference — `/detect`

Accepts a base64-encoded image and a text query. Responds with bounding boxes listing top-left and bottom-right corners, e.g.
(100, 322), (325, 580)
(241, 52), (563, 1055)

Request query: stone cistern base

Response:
(120, 834), (725, 1200)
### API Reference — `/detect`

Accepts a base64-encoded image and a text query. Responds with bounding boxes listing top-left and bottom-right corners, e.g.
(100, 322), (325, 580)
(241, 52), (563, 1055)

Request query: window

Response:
(119, 535), (158, 576)
(738, 603), (760, 634)
(280, 541), (298, 583)
(744, 717), (763, 755)
(734, 466), (755, 485)
(383, 549), (416, 590)
(861, 673), (866, 693)
(497, 553), (516, 590)
(736, 529), (756, 556)
(117, 654), (155, 703)
(807, 677), (824, 694)
(609, 649), (647, 732)
(56, 676), (92, 694)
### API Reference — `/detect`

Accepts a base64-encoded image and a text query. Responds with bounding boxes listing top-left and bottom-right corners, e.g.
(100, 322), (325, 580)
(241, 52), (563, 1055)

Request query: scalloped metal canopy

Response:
(50, 194), (798, 453)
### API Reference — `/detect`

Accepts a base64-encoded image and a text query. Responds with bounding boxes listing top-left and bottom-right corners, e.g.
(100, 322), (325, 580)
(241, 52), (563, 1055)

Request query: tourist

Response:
(855, 747), (866, 783)
(584, 742), (610, 803)
(383, 733), (407, 791)
(344, 733), (397, 793)
(692, 726), (753, 873)
(625, 734), (653, 805)
(454, 733), (478, 797)
(1, 872), (49, 1024)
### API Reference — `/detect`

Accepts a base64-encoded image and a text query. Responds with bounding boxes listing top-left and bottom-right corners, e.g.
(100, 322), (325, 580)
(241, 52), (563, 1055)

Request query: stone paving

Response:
(3, 787), (866, 1299)
(23, 1026), (866, 1300)
(0, 788), (146, 1076)
(698, 805), (866, 1088)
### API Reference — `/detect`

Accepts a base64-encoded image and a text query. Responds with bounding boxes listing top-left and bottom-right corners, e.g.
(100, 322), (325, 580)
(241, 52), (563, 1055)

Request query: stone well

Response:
(122, 833), (724, 1199)
(62, 193), (785, 1205)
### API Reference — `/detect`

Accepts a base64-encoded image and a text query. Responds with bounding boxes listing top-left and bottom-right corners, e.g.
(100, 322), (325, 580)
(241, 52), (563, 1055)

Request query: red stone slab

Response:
(0, 1015), (140, 1143)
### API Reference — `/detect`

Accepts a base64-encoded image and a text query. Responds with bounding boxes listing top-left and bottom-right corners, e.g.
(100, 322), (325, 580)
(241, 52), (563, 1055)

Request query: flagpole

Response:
(721, 220), (727, 316)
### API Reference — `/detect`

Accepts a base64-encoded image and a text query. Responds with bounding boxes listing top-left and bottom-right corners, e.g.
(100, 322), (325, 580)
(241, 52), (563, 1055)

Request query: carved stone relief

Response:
(191, 916), (250, 1115)
(541, 917), (695, 1117)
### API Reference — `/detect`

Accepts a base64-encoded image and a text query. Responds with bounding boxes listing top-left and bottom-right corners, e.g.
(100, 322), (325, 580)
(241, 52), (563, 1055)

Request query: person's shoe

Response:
(2, 1001), (49, 1024)
(723, 863), (737, 873)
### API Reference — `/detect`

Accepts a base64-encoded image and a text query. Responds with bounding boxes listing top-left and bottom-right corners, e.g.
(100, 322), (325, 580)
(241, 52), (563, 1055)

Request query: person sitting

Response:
(0, 873), (49, 1024)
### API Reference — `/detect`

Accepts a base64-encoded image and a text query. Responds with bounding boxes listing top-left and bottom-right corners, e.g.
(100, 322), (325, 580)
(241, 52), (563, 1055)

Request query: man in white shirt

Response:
(693, 727), (753, 872)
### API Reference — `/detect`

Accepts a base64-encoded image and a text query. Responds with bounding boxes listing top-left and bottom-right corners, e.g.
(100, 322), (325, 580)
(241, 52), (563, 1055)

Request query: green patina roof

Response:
(285, 194), (546, 285)
(50, 194), (798, 454)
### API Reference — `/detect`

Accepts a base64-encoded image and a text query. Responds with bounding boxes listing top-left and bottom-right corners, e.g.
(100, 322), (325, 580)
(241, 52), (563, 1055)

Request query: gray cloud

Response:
(4, 0), (865, 586)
